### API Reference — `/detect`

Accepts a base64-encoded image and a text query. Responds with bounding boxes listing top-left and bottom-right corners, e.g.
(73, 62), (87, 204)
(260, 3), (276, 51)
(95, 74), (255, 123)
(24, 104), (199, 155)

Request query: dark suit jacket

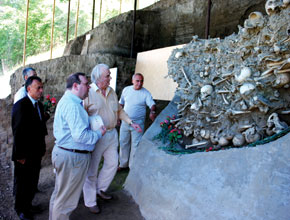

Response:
(12, 96), (48, 161)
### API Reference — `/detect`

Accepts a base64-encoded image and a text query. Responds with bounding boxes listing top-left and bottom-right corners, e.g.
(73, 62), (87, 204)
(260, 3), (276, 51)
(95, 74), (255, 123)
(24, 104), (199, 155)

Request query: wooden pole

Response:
(119, 0), (122, 14)
(99, 0), (102, 25)
(23, 0), (30, 66)
(205, 0), (212, 39)
(130, 0), (137, 58)
(75, 0), (80, 38)
(50, 0), (56, 59)
(92, 0), (96, 29)
(66, 0), (71, 44)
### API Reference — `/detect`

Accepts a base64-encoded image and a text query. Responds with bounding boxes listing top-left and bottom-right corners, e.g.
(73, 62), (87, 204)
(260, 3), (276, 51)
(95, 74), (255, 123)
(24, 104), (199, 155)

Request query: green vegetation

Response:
(0, 0), (158, 75)
(0, 0), (124, 74)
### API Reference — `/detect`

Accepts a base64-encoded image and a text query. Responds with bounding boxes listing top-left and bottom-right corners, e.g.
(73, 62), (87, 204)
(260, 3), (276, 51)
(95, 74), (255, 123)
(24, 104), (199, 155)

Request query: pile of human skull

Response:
(167, 0), (290, 149)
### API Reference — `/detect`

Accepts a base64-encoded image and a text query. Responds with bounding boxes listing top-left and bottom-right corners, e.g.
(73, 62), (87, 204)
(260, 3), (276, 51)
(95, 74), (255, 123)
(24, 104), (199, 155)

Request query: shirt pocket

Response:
(109, 100), (119, 112)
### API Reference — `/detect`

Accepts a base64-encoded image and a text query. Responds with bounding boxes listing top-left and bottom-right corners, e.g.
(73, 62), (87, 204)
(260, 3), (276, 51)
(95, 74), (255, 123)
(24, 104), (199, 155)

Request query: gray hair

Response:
(22, 67), (36, 81)
(91, 64), (109, 83)
(132, 73), (143, 80)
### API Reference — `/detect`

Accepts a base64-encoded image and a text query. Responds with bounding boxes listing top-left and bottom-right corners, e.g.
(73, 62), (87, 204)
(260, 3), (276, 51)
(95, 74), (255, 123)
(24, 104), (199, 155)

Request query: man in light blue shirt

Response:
(119, 73), (156, 169)
(49, 72), (106, 220)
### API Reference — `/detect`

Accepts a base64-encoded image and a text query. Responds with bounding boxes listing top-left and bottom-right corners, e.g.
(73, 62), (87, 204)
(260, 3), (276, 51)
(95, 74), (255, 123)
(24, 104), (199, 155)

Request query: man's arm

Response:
(12, 101), (29, 162)
(149, 104), (157, 121)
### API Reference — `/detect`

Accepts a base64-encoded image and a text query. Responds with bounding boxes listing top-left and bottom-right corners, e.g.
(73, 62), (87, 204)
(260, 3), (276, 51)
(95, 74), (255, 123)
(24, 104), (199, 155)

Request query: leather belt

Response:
(58, 146), (91, 154)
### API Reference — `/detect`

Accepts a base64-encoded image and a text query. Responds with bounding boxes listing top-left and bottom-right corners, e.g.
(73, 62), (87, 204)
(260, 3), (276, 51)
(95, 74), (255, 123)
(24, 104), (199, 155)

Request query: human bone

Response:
(265, 0), (283, 15)
(239, 83), (255, 95)
(283, 0), (290, 7)
(243, 127), (261, 143)
(218, 136), (229, 146)
(273, 73), (290, 88)
(266, 113), (288, 135)
(200, 85), (213, 99)
(167, 2), (290, 149)
(175, 52), (182, 59)
(232, 133), (246, 147)
(235, 67), (252, 83)
(244, 12), (264, 29)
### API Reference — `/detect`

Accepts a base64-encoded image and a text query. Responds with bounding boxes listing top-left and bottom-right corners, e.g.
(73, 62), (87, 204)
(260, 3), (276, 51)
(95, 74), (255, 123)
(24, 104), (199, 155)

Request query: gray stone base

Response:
(125, 98), (290, 220)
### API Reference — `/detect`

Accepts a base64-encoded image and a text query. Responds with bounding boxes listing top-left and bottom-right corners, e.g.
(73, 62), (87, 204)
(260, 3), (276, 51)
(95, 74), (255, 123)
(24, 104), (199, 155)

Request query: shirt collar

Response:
(66, 90), (83, 105)
(90, 83), (111, 96)
(27, 93), (38, 105)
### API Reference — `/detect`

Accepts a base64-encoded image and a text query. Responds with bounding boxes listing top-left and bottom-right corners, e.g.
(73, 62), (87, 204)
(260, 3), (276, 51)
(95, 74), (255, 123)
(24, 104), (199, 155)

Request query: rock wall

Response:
(125, 96), (290, 220)
(0, 98), (13, 163)
(64, 0), (266, 57)
(10, 54), (136, 102)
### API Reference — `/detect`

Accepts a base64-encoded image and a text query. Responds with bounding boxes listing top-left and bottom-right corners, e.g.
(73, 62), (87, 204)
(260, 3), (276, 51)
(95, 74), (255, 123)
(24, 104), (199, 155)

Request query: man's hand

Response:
(17, 159), (26, 165)
(149, 112), (156, 121)
(131, 123), (142, 133)
(100, 125), (107, 136)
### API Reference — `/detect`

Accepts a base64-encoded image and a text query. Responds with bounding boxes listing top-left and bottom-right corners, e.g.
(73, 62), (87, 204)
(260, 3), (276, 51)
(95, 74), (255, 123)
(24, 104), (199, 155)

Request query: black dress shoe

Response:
(97, 190), (112, 200)
(87, 205), (101, 214)
(18, 212), (33, 220)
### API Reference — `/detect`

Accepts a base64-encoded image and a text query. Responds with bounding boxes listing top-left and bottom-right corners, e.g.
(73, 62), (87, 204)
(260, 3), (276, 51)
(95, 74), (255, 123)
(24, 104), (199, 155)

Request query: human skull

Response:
(200, 129), (210, 139)
(175, 52), (182, 59)
(273, 73), (290, 88)
(239, 83), (255, 96)
(244, 12), (264, 29)
(266, 113), (288, 135)
(232, 133), (245, 147)
(265, 0), (283, 15)
(282, 0), (290, 7)
(243, 126), (260, 143)
(200, 85), (213, 99)
(235, 67), (252, 83)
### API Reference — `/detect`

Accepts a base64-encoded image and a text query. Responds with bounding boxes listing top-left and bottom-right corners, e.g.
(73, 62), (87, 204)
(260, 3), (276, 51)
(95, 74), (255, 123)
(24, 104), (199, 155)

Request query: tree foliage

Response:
(0, 0), (124, 72)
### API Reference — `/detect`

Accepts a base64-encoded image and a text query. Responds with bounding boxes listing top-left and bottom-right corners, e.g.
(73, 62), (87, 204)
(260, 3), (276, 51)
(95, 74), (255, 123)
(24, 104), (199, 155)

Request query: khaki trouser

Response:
(49, 146), (91, 220)
(83, 129), (118, 207)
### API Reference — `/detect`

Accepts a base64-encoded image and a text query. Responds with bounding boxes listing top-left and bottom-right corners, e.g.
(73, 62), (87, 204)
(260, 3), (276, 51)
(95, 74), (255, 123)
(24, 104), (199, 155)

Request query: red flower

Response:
(164, 120), (169, 124)
(51, 97), (56, 105)
(206, 147), (213, 152)
(169, 129), (174, 133)
(46, 94), (51, 100)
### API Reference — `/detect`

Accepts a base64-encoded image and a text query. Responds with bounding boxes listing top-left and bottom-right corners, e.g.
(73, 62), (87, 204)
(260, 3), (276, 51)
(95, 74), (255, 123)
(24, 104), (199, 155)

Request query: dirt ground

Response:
(0, 156), (144, 220)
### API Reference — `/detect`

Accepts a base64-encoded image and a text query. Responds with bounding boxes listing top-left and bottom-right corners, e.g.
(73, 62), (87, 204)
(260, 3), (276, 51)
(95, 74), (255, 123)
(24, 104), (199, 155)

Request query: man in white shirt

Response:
(14, 67), (37, 104)
(119, 73), (156, 169)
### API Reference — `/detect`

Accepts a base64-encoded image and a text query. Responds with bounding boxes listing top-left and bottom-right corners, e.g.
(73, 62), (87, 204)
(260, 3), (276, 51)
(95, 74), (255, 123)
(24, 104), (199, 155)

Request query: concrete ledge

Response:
(125, 98), (290, 220)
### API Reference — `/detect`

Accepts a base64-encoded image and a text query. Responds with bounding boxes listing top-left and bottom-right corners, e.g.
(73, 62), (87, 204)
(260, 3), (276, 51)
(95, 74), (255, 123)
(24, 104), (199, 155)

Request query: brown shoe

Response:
(97, 190), (112, 200)
(88, 205), (100, 214)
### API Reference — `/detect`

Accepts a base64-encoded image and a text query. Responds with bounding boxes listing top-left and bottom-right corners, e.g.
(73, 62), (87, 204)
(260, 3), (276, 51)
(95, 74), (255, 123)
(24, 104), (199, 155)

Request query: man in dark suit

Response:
(12, 76), (47, 220)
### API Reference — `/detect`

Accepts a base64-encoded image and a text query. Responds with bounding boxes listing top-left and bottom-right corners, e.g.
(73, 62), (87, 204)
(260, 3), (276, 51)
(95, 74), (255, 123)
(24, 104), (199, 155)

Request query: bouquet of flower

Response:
(154, 115), (183, 147)
(44, 94), (57, 113)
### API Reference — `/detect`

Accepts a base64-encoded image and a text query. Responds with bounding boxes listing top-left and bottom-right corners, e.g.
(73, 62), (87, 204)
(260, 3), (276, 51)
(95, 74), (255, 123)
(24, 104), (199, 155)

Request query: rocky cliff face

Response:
(64, 0), (266, 57)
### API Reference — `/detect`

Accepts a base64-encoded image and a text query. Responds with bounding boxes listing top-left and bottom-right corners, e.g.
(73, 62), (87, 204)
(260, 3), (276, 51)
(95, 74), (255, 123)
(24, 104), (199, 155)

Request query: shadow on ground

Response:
(31, 166), (144, 220)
